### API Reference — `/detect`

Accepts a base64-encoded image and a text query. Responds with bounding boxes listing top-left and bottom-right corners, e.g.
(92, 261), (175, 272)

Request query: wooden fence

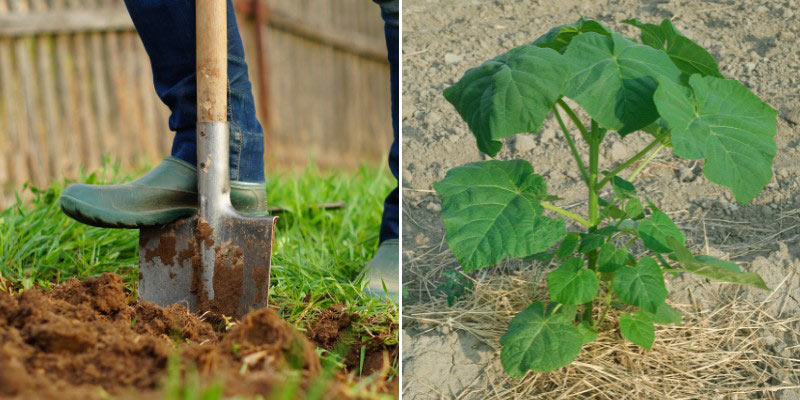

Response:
(0, 0), (392, 207)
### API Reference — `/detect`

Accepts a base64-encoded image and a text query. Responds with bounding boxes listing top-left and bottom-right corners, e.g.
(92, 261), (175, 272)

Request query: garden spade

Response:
(137, 0), (276, 318)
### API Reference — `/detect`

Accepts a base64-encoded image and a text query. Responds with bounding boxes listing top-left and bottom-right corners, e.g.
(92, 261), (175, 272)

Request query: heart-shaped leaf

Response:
(651, 302), (682, 325)
(500, 302), (583, 377)
(443, 45), (568, 156)
(556, 232), (581, 260)
(548, 258), (599, 305)
(668, 237), (770, 290)
(638, 210), (685, 253)
(623, 18), (723, 79)
(577, 321), (598, 344)
(597, 243), (629, 273)
(563, 32), (682, 135)
(532, 17), (611, 53)
(612, 257), (668, 313)
(619, 311), (655, 349)
(655, 75), (777, 203)
(435, 160), (566, 270)
(578, 232), (606, 253)
(694, 255), (740, 273)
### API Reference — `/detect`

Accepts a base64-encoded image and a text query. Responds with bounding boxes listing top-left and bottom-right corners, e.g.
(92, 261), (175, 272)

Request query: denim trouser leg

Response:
(123, 0), (265, 183)
(379, 8), (399, 244)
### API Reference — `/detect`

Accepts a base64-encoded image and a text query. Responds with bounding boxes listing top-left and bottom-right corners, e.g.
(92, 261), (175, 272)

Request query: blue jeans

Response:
(124, 0), (264, 183)
(379, 7), (399, 243)
(125, 1), (398, 242)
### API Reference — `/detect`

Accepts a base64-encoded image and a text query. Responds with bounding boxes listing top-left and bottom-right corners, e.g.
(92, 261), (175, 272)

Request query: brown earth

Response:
(0, 274), (396, 399)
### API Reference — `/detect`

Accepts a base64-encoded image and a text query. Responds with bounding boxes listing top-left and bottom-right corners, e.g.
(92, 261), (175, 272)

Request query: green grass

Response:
(0, 159), (398, 374)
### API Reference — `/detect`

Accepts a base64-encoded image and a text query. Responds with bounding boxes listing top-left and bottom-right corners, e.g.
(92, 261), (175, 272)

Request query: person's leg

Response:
(379, 6), (399, 245)
(364, 2), (399, 300)
(59, 0), (266, 229)
(124, 0), (264, 183)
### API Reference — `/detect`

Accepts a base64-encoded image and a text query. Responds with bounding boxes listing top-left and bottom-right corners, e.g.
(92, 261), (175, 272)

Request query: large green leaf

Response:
(668, 237), (770, 290)
(619, 311), (655, 349)
(500, 302), (583, 377)
(555, 232), (580, 260)
(655, 75), (777, 203)
(637, 210), (685, 253)
(597, 242), (629, 273)
(443, 45), (568, 156)
(548, 257), (599, 305)
(577, 321), (598, 344)
(434, 160), (566, 270)
(563, 32), (681, 135)
(532, 17), (611, 53)
(612, 257), (668, 313)
(651, 302), (682, 325)
(623, 18), (723, 79)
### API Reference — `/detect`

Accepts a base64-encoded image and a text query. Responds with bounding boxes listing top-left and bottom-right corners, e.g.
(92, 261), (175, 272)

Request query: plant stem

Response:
(557, 99), (590, 142)
(588, 121), (601, 226)
(627, 143), (666, 182)
(541, 203), (591, 228)
(596, 301), (611, 327)
(597, 132), (669, 189)
(581, 303), (594, 324)
(553, 106), (589, 185)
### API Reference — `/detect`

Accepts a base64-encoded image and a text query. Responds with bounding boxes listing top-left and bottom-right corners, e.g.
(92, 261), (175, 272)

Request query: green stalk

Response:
(582, 120), (604, 326)
(627, 143), (666, 182)
(595, 293), (613, 327)
(557, 99), (590, 142)
(541, 203), (591, 228)
(597, 132), (669, 189)
(553, 106), (589, 185)
(588, 121), (601, 226)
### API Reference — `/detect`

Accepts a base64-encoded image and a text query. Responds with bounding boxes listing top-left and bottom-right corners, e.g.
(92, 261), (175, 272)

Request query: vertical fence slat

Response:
(11, 0), (49, 185)
(0, 37), (27, 186)
(89, 31), (111, 159)
(132, 37), (160, 162)
(33, 0), (62, 179)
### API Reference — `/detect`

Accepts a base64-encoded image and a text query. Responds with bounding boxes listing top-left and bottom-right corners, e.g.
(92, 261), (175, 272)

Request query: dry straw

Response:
(405, 266), (800, 399)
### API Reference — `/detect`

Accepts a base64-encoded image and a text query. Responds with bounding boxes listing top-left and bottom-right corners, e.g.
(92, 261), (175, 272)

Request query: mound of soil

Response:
(0, 274), (395, 399)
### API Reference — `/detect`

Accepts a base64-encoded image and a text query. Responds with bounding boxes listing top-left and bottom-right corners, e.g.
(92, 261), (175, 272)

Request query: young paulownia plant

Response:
(435, 17), (777, 377)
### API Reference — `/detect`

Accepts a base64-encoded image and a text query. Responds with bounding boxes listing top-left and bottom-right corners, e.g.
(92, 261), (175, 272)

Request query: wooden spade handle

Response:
(197, 0), (227, 122)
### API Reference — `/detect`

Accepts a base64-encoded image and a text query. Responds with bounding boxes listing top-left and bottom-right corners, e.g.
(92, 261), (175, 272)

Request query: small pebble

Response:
(424, 111), (442, 126)
(444, 53), (462, 65)
(514, 135), (537, 153)
(539, 128), (557, 142)
(783, 109), (800, 125)
(608, 142), (629, 161)
(756, 5), (769, 13)
(426, 202), (441, 213)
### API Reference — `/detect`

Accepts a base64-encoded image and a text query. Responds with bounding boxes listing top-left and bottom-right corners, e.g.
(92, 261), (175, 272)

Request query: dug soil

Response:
(402, 0), (800, 398)
(0, 274), (397, 399)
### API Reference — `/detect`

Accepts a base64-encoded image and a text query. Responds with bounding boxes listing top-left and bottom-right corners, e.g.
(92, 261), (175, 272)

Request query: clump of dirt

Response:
(0, 273), (391, 399)
(305, 304), (398, 385)
(310, 304), (353, 349)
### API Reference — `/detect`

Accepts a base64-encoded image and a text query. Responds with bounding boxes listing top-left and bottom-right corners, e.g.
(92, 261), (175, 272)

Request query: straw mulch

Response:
(404, 267), (800, 399)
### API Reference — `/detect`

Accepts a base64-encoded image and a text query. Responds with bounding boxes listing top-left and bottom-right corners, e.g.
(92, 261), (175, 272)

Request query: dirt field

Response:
(401, 0), (800, 398)
(0, 274), (397, 399)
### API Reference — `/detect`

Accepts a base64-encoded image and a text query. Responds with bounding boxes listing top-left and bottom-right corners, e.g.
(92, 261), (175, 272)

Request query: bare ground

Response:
(401, 0), (800, 398)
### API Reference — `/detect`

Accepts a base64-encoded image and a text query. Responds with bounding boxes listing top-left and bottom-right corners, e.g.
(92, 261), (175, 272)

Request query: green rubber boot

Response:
(59, 157), (267, 228)
(363, 238), (399, 301)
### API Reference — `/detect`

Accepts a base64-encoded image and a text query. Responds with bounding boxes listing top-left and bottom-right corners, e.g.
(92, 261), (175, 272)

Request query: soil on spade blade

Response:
(0, 274), (397, 399)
